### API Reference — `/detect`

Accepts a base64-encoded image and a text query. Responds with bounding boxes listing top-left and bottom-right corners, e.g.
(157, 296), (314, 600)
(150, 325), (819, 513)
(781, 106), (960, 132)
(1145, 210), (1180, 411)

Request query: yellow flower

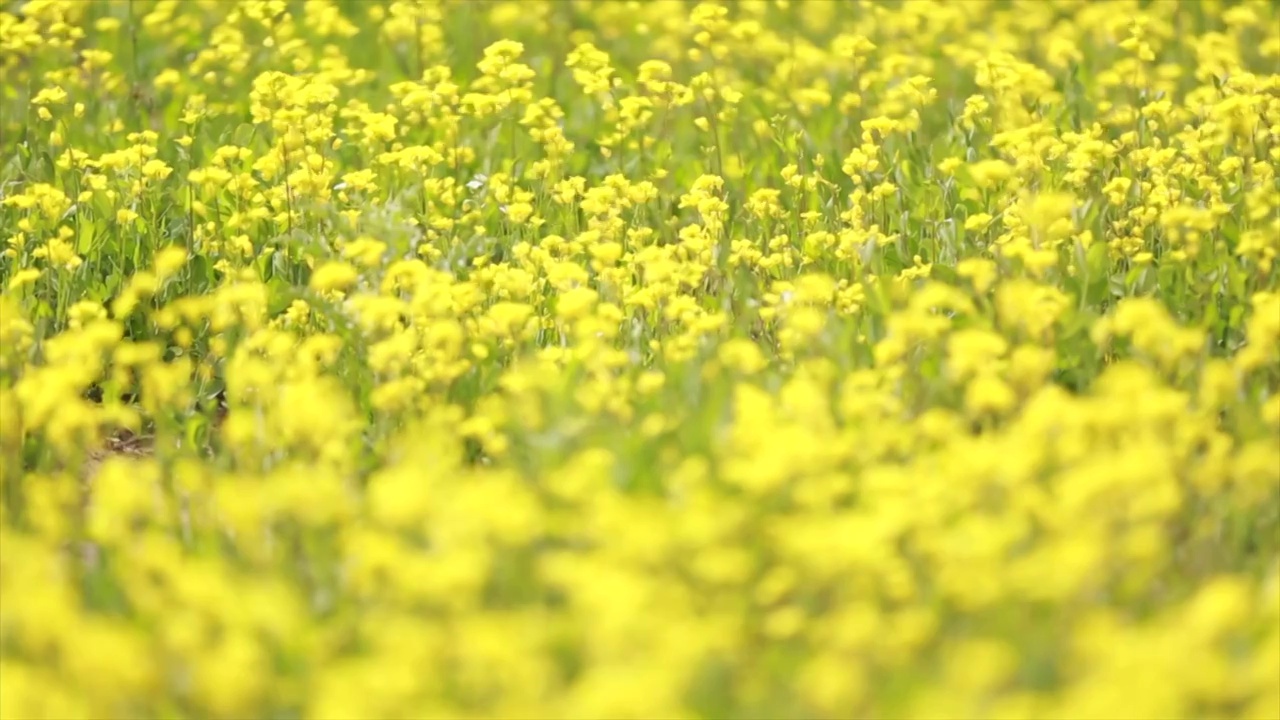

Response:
(7, 268), (41, 291)
(308, 261), (359, 293)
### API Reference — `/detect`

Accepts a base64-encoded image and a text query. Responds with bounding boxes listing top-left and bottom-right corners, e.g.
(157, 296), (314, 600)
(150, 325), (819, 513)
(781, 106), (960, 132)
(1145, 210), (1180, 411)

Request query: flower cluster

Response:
(1, 1), (1278, 718)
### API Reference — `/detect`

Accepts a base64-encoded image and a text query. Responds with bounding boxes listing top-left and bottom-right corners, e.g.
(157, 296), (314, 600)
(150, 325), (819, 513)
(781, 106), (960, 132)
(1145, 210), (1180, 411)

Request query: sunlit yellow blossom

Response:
(1, 2), (1277, 718)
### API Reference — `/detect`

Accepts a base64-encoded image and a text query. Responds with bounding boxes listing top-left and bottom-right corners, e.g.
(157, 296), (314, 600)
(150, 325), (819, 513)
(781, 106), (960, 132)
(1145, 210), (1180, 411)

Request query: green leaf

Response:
(267, 275), (296, 316)
(185, 415), (209, 451)
(231, 122), (258, 148)
(76, 218), (98, 254)
(1086, 241), (1110, 279)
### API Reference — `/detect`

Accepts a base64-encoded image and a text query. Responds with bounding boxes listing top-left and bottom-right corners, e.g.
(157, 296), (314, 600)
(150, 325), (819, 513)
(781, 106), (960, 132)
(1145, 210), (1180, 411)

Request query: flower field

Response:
(1, 0), (1279, 717)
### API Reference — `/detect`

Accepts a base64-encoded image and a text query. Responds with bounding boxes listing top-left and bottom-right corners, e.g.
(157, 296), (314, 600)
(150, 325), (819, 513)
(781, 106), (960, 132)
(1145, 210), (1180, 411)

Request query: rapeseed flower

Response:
(1, 1), (1278, 718)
